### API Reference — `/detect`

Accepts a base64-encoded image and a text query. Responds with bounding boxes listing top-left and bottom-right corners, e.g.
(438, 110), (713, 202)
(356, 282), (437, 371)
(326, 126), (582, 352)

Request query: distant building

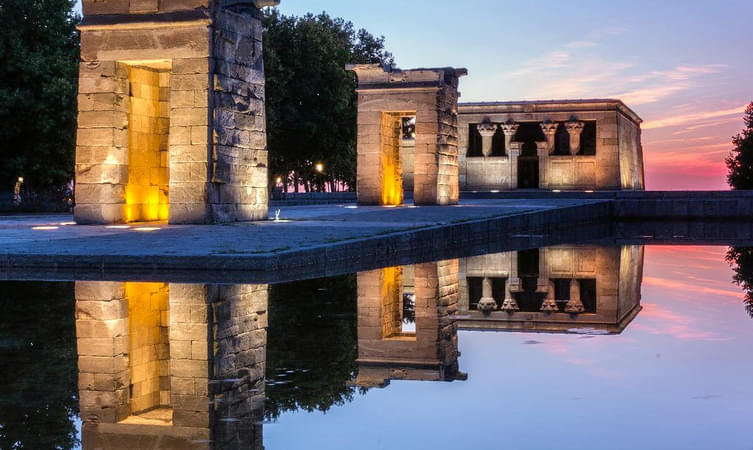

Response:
(458, 100), (645, 191)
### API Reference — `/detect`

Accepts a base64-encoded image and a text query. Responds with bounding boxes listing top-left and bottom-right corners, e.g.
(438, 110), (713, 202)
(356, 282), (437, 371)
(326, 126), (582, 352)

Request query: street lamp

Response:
(315, 162), (324, 173)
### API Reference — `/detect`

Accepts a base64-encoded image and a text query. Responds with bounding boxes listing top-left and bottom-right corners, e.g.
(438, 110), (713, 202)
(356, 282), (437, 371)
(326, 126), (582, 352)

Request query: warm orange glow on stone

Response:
(126, 64), (171, 223)
(125, 282), (171, 415)
(381, 112), (406, 206)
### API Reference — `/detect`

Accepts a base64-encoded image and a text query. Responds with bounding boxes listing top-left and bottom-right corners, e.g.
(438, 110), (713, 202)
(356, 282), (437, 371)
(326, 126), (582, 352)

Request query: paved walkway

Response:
(0, 199), (595, 257)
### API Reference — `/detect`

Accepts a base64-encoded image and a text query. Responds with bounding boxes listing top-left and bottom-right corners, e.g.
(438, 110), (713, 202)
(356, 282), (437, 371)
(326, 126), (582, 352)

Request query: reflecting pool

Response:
(1, 244), (752, 449)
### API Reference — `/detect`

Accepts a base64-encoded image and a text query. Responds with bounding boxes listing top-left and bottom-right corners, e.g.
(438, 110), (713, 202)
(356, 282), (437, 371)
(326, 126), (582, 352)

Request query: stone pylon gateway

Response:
(74, 0), (278, 224)
(347, 64), (467, 206)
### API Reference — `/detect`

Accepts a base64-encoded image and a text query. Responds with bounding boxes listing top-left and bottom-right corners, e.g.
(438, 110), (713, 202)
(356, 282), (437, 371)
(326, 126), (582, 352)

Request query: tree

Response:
(0, 281), (79, 449)
(0, 0), (80, 192)
(726, 102), (753, 189)
(726, 247), (753, 318)
(262, 9), (393, 192)
(264, 274), (363, 419)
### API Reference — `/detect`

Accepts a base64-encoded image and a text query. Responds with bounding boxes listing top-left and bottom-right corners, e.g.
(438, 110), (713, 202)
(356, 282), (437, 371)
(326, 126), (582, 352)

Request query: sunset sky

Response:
(74, 0), (753, 190)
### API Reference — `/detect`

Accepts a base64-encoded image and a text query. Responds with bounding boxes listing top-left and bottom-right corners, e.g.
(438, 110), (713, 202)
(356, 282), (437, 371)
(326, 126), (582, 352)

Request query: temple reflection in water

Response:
(75, 283), (268, 449)
(72, 245), (643, 448)
(457, 245), (644, 333)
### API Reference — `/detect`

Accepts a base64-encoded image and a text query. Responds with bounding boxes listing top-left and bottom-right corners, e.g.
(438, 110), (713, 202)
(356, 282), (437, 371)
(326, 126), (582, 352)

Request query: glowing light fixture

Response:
(32, 226), (59, 230)
(275, 176), (282, 184)
(344, 205), (358, 209)
(315, 163), (324, 173)
(584, 190), (594, 193)
(490, 189), (500, 193)
(106, 225), (131, 229)
(134, 227), (161, 232)
(59, 222), (76, 226)
(17, 177), (24, 183)
(552, 189), (561, 193)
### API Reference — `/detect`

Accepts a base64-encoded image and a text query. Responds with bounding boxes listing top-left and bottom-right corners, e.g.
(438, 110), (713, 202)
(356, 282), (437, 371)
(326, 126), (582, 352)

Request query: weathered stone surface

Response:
(75, 2), (269, 225)
(349, 64), (465, 206)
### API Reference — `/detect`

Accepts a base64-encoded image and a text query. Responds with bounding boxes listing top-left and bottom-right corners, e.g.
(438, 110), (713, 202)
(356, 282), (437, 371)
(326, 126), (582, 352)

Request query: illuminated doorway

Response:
(125, 61), (171, 222)
(380, 112), (412, 205)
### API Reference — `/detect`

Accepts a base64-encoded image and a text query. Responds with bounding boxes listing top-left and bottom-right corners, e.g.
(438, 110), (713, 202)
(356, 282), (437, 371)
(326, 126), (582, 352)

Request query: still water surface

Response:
(1, 245), (752, 449)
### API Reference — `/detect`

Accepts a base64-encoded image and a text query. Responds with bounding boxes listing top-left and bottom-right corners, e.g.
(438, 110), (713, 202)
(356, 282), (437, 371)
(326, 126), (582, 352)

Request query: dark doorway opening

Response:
(514, 123), (544, 189)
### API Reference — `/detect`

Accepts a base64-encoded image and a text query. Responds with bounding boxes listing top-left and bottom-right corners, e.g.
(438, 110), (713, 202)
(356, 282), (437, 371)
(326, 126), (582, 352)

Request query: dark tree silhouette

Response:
(265, 274), (362, 419)
(725, 247), (753, 318)
(726, 102), (753, 189)
(0, 0), (79, 191)
(0, 281), (79, 449)
(262, 9), (393, 192)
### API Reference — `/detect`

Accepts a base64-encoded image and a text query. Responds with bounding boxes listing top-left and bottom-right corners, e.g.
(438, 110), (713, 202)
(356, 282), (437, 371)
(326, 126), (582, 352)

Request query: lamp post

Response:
(13, 177), (24, 206)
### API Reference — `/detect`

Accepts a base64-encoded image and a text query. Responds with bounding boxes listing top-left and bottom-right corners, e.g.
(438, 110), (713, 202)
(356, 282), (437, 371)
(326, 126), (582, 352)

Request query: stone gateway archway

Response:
(347, 64), (467, 206)
(74, 0), (278, 225)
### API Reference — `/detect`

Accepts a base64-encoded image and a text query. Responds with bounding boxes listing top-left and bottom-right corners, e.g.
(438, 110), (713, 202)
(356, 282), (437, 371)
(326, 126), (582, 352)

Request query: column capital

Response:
(476, 122), (497, 137)
(540, 121), (558, 136)
(565, 121), (584, 134)
(500, 122), (519, 136)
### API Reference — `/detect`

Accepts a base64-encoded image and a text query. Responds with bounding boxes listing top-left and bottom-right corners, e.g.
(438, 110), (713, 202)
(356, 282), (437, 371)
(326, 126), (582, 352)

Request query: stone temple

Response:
(349, 65), (645, 206)
(74, 0), (277, 224)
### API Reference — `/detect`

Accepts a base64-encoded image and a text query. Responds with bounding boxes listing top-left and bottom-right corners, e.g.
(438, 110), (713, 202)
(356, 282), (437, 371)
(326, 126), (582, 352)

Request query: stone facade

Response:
(353, 260), (466, 387)
(74, 0), (276, 224)
(456, 245), (644, 333)
(348, 64), (467, 206)
(458, 100), (645, 191)
(76, 281), (268, 449)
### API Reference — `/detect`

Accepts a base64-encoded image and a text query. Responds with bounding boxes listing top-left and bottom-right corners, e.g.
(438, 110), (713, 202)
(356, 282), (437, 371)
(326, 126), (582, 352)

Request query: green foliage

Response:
(262, 9), (393, 191)
(726, 102), (753, 190)
(0, 281), (79, 449)
(265, 274), (362, 419)
(726, 247), (753, 318)
(0, 0), (80, 191)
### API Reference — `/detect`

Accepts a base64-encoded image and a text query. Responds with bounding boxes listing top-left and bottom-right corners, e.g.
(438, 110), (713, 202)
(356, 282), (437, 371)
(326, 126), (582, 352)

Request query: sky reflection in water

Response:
(1, 245), (752, 450)
(266, 246), (753, 450)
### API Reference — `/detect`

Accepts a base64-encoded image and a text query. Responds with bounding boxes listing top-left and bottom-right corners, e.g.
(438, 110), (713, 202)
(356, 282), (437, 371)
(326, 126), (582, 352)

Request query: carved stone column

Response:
(500, 122), (519, 150)
(564, 279), (584, 313)
(477, 277), (497, 312)
(565, 121), (585, 155)
(500, 278), (519, 313)
(477, 123), (497, 157)
(540, 280), (558, 312)
(508, 144), (520, 189)
(540, 122), (558, 154)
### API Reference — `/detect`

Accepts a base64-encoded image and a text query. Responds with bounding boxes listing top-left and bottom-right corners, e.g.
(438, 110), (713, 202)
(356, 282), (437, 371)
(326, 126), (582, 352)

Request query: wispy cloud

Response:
(643, 104), (746, 129)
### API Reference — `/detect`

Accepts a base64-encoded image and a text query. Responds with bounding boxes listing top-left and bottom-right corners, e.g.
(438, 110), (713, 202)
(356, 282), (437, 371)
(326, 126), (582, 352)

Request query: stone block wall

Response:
(618, 112), (646, 189)
(77, 281), (268, 448)
(209, 8), (269, 222)
(76, 281), (131, 424)
(353, 260), (461, 386)
(210, 284), (268, 448)
(348, 65), (465, 206)
(167, 284), (210, 428)
(75, 1), (271, 224)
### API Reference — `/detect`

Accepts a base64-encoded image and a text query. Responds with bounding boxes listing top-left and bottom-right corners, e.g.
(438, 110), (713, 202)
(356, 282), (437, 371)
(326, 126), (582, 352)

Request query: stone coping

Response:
(2, 197), (753, 283)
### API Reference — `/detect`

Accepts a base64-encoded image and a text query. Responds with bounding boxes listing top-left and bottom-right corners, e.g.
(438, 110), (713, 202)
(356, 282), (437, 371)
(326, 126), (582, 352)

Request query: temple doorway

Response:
(515, 122), (545, 189)
(125, 61), (171, 222)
